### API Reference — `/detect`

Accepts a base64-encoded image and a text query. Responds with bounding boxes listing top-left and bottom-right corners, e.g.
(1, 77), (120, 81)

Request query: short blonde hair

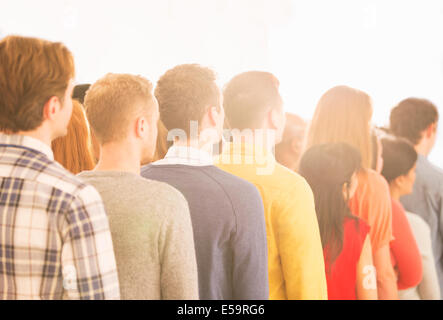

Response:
(84, 73), (155, 144)
(306, 85), (374, 169)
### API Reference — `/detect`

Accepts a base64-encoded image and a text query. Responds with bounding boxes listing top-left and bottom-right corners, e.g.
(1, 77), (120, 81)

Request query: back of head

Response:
(223, 71), (283, 130)
(73, 84), (91, 104)
(51, 100), (95, 174)
(154, 64), (220, 136)
(84, 73), (155, 145)
(389, 98), (439, 145)
(280, 113), (307, 143)
(380, 136), (418, 183)
(299, 143), (361, 265)
(0, 35), (75, 132)
(306, 85), (373, 169)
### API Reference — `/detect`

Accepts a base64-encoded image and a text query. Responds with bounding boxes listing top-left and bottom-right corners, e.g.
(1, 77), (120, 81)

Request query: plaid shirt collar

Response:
(0, 133), (54, 161)
(153, 145), (214, 166)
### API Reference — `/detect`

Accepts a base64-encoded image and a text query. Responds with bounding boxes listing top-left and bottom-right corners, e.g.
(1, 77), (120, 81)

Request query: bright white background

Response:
(2, 0), (443, 166)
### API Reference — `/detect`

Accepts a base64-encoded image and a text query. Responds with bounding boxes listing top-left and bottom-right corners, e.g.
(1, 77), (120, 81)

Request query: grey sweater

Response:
(78, 171), (199, 300)
(141, 164), (269, 300)
(401, 154), (443, 298)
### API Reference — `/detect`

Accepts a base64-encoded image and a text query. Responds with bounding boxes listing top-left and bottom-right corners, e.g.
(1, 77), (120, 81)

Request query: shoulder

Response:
(206, 166), (261, 194)
(38, 159), (97, 200)
(418, 157), (443, 188)
(406, 212), (431, 234)
(345, 217), (370, 236)
(274, 164), (314, 200)
(359, 168), (389, 189)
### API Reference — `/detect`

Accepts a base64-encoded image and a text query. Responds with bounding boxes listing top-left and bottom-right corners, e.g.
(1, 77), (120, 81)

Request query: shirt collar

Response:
(217, 142), (276, 164)
(221, 142), (275, 158)
(0, 133), (54, 161)
(152, 145), (214, 166)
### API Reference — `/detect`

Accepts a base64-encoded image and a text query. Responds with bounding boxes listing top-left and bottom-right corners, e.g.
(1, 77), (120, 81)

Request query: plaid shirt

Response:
(0, 134), (120, 299)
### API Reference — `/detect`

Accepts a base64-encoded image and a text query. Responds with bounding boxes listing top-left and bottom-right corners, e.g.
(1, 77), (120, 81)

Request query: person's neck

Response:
(389, 185), (402, 201)
(230, 130), (276, 152)
(16, 128), (53, 147)
(95, 141), (141, 175)
(415, 139), (430, 157)
(173, 138), (215, 155)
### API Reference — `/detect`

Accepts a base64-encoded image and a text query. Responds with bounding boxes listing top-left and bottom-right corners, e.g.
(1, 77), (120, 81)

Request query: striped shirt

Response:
(0, 134), (120, 300)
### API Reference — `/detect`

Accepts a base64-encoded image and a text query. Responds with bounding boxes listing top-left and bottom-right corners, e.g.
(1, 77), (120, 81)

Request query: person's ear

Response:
(393, 175), (405, 189)
(135, 116), (148, 138)
(289, 138), (300, 154)
(426, 123), (436, 138)
(43, 96), (61, 121)
(268, 108), (280, 130)
(208, 106), (220, 127)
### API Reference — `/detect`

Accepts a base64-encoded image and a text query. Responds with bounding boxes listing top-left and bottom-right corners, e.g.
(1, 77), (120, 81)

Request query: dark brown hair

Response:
(0, 35), (75, 132)
(299, 143), (361, 267)
(380, 136), (418, 183)
(390, 98), (439, 145)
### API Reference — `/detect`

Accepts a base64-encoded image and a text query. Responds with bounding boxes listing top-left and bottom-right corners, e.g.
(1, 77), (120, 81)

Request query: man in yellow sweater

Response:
(215, 71), (327, 300)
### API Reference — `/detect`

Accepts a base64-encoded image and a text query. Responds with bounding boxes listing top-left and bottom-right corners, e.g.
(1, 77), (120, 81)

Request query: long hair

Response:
(299, 143), (362, 267)
(52, 100), (95, 174)
(306, 85), (373, 169)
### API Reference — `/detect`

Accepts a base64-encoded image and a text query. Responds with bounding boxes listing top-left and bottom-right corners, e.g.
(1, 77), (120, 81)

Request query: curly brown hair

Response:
(389, 98), (439, 145)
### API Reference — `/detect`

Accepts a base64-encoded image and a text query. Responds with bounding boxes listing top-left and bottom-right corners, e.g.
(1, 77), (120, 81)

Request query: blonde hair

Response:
(51, 100), (95, 174)
(84, 73), (155, 144)
(306, 85), (374, 169)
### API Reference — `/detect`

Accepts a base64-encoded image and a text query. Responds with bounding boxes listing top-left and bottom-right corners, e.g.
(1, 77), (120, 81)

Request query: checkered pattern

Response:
(0, 134), (120, 300)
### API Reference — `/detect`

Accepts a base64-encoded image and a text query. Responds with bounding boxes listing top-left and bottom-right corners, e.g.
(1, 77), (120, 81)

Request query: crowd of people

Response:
(0, 35), (442, 300)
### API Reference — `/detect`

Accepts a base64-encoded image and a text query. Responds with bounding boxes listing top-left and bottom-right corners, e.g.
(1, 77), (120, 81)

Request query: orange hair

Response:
(305, 85), (374, 169)
(52, 100), (95, 174)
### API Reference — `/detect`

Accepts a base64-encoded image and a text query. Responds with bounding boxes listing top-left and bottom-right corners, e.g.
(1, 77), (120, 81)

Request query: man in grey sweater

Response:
(78, 73), (199, 300)
(142, 64), (269, 300)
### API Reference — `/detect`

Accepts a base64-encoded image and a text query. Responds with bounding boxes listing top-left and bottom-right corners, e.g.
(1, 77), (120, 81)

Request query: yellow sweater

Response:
(216, 143), (327, 300)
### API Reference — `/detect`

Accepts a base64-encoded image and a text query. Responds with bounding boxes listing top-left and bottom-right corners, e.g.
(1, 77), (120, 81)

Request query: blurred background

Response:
(2, 0), (443, 165)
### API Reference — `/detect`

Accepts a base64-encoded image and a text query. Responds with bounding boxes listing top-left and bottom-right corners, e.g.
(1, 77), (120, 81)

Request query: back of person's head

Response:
(73, 84), (91, 104)
(390, 98), (439, 145)
(223, 71), (283, 131)
(306, 85), (373, 169)
(51, 100), (95, 174)
(84, 73), (158, 162)
(299, 143), (361, 266)
(0, 35), (75, 134)
(275, 113), (307, 171)
(155, 64), (221, 137)
(380, 136), (418, 184)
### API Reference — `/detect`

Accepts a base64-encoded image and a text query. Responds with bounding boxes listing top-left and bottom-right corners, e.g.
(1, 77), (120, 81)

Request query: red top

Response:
(324, 217), (370, 300)
(390, 199), (423, 290)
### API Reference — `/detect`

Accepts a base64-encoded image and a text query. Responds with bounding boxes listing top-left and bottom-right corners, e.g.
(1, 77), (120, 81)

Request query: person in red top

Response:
(299, 143), (378, 300)
(380, 136), (423, 289)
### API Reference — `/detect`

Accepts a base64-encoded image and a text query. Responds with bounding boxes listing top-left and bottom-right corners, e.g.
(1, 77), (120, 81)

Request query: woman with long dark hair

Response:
(305, 85), (397, 299)
(299, 143), (377, 300)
